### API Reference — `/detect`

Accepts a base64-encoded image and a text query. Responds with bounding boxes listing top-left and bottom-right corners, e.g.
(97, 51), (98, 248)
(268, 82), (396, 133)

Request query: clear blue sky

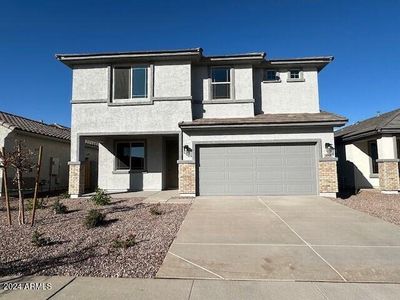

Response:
(0, 0), (399, 127)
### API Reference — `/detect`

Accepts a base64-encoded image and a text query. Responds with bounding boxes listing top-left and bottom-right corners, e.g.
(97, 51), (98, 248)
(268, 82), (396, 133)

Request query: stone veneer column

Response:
(377, 159), (400, 193)
(318, 157), (338, 197)
(178, 161), (196, 197)
(68, 162), (85, 198)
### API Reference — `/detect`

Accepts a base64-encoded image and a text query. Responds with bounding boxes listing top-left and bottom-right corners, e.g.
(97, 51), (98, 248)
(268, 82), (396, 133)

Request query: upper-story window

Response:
(289, 70), (300, 79)
(113, 66), (148, 100)
(265, 70), (279, 81)
(211, 67), (231, 99)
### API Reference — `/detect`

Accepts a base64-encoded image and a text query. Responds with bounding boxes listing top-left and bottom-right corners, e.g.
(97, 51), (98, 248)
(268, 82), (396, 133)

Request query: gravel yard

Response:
(0, 196), (190, 278)
(332, 190), (400, 226)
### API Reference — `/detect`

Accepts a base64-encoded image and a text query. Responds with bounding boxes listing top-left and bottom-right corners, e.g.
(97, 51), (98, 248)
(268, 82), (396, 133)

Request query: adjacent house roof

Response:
(56, 48), (332, 70)
(179, 111), (347, 128)
(0, 111), (97, 147)
(335, 108), (400, 142)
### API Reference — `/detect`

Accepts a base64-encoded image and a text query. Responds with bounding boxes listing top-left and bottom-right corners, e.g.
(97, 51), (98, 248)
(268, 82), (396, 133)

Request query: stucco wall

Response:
(97, 135), (163, 192)
(0, 126), (12, 195)
(260, 69), (320, 113)
(154, 63), (191, 98)
(182, 126), (334, 160)
(194, 101), (255, 118)
(343, 141), (379, 189)
(72, 66), (109, 101)
(2, 131), (97, 193)
(234, 66), (253, 100)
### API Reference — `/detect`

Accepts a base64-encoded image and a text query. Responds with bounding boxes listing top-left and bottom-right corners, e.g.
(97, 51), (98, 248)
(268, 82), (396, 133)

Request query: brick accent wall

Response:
(319, 160), (338, 193)
(378, 161), (400, 191)
(68, 163), (85, 196)
(178, 163), (196, 195)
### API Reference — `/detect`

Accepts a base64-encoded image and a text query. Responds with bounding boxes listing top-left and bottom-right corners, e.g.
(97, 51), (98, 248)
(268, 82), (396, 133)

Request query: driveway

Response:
(157, 196), (400, 282)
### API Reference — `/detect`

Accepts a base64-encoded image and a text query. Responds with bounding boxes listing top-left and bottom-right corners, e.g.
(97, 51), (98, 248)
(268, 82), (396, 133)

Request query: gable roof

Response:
(0, 111), (71, 141)
(179, 111), (347, 128)
(335, 108), (400, 142)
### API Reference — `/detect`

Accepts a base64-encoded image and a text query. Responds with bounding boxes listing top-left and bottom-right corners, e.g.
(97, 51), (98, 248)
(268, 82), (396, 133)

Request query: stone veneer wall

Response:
(178, 162), (196, 195)
(68, 163), (85, 196)
(378, 160), (400, 191)
(319, 159), (338, 194)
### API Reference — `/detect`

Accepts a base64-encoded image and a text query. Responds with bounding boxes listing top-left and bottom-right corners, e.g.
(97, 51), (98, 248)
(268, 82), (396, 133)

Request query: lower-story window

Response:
(368, 141), (378, 174)
(116, 141), (145, 171)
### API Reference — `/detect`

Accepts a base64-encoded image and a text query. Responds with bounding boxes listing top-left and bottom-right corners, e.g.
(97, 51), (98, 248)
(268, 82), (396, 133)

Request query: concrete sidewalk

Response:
(1, 276), (400, 300)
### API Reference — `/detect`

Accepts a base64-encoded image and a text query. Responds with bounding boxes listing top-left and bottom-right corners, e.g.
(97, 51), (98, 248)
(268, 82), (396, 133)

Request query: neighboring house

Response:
(0, 111), (98, 196)
(335, 109), (400, 194)
(56, 48), (347, 198)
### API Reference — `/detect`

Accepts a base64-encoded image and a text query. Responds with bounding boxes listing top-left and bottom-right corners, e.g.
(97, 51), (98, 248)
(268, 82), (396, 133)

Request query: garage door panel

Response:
(198, 144), (317, 196)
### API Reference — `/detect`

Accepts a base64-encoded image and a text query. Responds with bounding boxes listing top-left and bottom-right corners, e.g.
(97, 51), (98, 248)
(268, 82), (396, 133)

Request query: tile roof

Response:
(335, 108), (400, 141)
(0, 111), (71, 140)
(179, 111), (347, 127)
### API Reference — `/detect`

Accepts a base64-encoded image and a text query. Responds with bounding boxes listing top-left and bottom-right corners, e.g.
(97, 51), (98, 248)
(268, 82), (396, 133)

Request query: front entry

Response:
(165, 139), (179, 189)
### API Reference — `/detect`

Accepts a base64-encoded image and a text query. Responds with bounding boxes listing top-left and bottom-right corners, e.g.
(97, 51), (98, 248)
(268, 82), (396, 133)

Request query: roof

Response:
(335, 108), (400, 142)
(0, 111), (97, 147)
(179, 111), (348, 128)
(56, 48), (332, 70)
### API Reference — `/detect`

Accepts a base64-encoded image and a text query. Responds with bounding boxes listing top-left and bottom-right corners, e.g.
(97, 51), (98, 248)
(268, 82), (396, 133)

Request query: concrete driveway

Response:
(157, 196), (400, 282)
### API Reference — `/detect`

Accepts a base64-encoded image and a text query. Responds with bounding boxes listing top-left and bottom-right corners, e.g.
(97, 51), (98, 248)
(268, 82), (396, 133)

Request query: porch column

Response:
(377, 136), (400, 193)
(319, 157), (339, 198)
(178, 160), (196, 197)
(69, 134), (86, 198)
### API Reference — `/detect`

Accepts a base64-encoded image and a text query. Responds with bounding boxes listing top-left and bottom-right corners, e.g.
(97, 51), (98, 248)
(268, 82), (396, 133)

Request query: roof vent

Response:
(376, 111), (381, 116)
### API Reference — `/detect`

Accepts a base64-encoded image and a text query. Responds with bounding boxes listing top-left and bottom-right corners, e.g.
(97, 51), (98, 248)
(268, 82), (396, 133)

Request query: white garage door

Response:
(198, 143), (317, 196)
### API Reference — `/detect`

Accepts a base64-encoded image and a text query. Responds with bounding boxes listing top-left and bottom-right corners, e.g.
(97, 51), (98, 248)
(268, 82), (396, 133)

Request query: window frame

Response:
(264, 70), (280, 82)
(368, 140), (379, 175)
(112, 65), (149, 100)
(287, 69), (305, 82)
(210, 66), (232, 100)
(114, 140), (147, 172)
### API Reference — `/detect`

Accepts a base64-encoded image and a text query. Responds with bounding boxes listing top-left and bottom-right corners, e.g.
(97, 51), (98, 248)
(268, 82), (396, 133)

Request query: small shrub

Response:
(26, 197), (46, 211)
(53, 198), (68, 214)
(150, 203), (163, 215)
(84, 209), (106, 229)
(112, 234), (137, 249)
(59, 192), (70, 199)
(90, 188), (111, 206)
(31, 230), (51, 247)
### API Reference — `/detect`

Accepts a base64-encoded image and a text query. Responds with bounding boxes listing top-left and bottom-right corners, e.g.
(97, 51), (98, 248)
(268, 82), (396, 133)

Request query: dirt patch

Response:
(332, 190), (400, 226)
(0, 196), (190, 278)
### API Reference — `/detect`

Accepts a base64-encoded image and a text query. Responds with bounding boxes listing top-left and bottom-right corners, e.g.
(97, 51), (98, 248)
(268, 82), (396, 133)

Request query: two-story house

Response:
(56, 48), (347, 198)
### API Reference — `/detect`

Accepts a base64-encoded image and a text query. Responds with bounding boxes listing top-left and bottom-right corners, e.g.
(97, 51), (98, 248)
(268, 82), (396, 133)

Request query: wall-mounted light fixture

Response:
(325, 143), (335, 157)
(183, 145), (192, 157)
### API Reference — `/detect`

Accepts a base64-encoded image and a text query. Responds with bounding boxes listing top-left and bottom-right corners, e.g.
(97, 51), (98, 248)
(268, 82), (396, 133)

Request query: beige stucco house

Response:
(335, 109), (400, 194)
(0, 111), (98, 196)
(56, 48), (347, 198)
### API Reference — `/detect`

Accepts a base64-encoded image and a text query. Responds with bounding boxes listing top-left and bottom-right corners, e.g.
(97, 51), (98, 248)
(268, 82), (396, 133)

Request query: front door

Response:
(165, 139), (179, 189)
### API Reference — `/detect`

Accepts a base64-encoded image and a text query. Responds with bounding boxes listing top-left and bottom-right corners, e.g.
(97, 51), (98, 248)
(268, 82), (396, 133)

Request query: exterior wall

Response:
(260, 69), (320, 113)
(154, 63), (191, 97)
(182, 126), (334, 161)
(97, 135), (164, 192)
(341, 140), (379, 189)
(191, 65), (255, 119)
(72, 66), (109, 101)
(0, 126), (13, 196)
(178, 162), (196, 195)
(1, 130), (98, 194)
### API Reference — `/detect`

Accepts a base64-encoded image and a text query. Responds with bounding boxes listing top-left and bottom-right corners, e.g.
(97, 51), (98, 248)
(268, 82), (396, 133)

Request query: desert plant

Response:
(31, 230), (51, 247)
(150, 203), (163, 215)
(84, 209), (106, 229)
(112, 234), (137, 249)
(26, 197), (46, 211)
(90, 188), (111, 206)
(59, 192), (70, 199)
(53, 198), (68, 214)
